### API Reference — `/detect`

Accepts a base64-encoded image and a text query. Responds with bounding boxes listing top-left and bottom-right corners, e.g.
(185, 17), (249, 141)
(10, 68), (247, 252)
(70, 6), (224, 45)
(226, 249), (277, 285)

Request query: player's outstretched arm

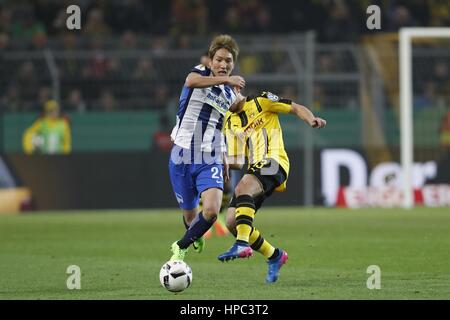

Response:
(185, 73), (245, 89)
(290, 102), (327, 129)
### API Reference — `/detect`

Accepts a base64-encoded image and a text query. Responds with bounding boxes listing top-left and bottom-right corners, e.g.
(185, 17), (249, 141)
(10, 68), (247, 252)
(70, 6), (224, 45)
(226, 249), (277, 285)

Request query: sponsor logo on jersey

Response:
(244, 118), (264, 134)
(175, 193), (184, 204)
(205, 91), (231, 115)
(194, 64), (206, 71)
(266, 92), (279, 102)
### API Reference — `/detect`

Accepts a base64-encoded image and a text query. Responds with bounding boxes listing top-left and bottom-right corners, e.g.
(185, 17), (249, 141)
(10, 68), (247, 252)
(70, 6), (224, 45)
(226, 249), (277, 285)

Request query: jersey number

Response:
(211, 167), (222, 179)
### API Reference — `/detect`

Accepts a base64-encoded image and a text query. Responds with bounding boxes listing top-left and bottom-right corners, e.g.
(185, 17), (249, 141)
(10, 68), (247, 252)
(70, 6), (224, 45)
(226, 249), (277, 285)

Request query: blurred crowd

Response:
(413, 59), (450, 111)
(1, 0), (449, 46)
(0, 0), (449, 113)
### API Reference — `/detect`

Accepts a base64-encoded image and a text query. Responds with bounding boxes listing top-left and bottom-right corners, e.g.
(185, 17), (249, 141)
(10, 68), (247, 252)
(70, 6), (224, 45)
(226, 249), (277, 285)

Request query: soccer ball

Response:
(159, 260), (192, 292)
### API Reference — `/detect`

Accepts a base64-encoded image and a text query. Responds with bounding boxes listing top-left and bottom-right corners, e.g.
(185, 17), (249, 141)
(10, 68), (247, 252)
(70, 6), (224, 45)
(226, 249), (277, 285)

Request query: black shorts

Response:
(229, 158), (287, 212)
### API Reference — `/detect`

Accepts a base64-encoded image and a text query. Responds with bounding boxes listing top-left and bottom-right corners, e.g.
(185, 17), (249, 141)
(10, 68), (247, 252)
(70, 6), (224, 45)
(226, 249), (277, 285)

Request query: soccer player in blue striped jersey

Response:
(168, 35), (246, 261)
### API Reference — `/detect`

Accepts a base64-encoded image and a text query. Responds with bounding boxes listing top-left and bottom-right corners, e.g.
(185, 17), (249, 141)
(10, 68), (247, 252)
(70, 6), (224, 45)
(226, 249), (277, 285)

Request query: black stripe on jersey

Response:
(262, 128), (269, 154)
(211, 86), (222, 96)
(238, 111), (248, 127)
(254, 98), (263, 112)
(190, 69), (203, 75)
(227, 117), (231, 129)
(189, 66), (211, 76)
(279, 98), (292, 105)
(245, 94), (255, 102)
(216, 114), (225, 131)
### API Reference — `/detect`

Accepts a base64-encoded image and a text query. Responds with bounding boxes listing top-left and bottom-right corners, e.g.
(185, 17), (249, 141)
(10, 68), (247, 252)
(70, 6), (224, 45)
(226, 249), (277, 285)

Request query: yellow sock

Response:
(235, 206), (255, 243)
(249, 227), (275, 259)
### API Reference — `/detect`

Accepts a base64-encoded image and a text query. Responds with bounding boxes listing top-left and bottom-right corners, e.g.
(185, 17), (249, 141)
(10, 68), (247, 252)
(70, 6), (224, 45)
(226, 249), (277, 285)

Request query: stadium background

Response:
(0, 0), (450, 303)
(0, 0), (449, 211)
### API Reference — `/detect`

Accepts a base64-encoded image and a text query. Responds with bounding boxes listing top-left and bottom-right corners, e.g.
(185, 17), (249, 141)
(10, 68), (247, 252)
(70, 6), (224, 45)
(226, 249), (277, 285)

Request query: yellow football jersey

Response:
(224, 91), (292, 191)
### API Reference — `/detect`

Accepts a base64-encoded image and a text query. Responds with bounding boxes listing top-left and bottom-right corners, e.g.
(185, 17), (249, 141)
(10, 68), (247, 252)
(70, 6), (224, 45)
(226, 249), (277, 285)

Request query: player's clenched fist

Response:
(227, 75), (246, 89)
(312, 117), (326, 129)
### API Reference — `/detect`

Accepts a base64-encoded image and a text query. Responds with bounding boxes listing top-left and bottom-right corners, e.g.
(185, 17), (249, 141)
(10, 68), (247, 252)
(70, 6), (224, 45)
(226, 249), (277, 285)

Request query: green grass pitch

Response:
(0, 207), (449, 300)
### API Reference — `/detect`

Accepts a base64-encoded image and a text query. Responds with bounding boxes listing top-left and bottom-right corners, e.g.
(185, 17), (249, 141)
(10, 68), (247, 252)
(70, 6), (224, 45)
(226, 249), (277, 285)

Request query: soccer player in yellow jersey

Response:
(218, 91), (326, 283)
(23, 100), (72, 155)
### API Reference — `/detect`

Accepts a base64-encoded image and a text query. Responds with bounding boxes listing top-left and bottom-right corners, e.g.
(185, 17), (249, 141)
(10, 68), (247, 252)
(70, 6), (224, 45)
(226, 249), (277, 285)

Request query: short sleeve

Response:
(189, 64), (211, 76)
(258, 93), (292, 114)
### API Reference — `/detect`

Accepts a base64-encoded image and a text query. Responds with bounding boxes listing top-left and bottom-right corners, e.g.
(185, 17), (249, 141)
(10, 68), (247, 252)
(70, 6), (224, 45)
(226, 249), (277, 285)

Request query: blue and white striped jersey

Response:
(170, 64), (237, 153)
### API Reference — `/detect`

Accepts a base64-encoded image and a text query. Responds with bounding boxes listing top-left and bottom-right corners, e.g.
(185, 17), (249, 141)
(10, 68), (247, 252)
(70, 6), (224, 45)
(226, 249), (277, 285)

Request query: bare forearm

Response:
(185, 73), (230, 88)
(229, 92), (245, 112)
(291, 103), (316, 126)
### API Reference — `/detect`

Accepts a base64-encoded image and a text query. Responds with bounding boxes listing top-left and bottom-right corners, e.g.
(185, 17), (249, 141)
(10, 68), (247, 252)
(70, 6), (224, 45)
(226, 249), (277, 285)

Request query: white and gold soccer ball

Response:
(159, 260), (192, 293)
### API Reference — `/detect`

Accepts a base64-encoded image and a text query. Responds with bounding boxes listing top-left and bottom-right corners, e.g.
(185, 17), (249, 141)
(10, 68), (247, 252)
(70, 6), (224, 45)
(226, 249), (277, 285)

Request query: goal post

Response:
(399, 27), (450, 209)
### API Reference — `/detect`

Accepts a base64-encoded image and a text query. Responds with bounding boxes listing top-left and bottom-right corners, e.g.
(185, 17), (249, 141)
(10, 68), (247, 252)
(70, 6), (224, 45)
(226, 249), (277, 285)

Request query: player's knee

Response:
(234, 182), (250, 197)
(202, 206), (219, 221)
(183, 210), (196, 224)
